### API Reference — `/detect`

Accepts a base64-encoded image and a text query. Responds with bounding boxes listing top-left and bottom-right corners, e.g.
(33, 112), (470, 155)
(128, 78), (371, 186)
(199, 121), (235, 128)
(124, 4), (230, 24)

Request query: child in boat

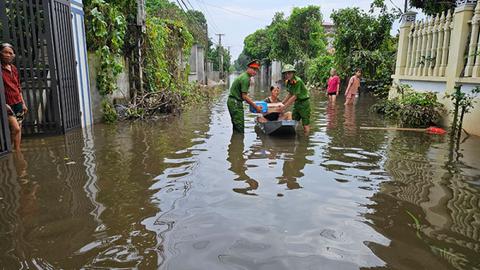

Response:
(258, 86), (292, 122)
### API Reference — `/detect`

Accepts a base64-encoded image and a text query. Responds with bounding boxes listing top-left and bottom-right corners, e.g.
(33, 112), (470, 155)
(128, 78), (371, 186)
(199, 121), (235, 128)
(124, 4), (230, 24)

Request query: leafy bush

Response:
(372, 90), (445, 128)
(331, 5), (397, 98)
(306, 54), (335, 88)
(370, 98), (400, 117)
(144, 17), (193, 93)
(101, 99), (118, 123)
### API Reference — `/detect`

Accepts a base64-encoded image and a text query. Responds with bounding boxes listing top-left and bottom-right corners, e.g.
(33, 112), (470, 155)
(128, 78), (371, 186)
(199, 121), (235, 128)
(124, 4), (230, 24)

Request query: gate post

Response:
(395, 11), (417, 76)
(445, 1), (477, 94)
(0, 69), (12, 156)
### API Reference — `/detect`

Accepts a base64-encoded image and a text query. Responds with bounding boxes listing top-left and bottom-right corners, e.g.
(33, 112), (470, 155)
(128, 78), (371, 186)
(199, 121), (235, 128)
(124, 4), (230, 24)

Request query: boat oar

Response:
(360, 126), (447, 135)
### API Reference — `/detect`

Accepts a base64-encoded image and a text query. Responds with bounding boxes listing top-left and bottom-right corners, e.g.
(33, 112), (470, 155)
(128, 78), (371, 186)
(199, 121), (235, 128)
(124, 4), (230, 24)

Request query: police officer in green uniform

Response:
(227, 60), (263, 133)
(281, 64), (311, 134)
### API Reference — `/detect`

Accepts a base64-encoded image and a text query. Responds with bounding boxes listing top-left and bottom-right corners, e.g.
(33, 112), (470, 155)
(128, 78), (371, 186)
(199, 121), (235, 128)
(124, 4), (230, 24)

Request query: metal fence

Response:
(0, 73), (11, 156)
(0, 0), (81, 136)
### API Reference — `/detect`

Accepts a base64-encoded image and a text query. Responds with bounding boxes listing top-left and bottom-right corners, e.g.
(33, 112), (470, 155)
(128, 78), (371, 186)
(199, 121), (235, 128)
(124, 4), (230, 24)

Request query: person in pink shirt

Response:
(344, 68), (362, 105)
(326, 68), (340, 103)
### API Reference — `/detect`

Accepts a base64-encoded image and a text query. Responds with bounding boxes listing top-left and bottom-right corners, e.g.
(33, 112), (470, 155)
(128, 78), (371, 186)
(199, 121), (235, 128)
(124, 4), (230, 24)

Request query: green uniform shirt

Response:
(286, 76), (309, 100)
(229, 72), (251, 101)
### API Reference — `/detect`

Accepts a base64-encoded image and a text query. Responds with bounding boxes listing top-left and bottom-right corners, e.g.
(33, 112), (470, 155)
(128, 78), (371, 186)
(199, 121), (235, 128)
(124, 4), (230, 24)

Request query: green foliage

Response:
(268, 12), (292, 63)
(331, 6), (396, 96)
(238, 6), (327, 79)
(207, 43), (232, 73)
(409, 0), (455, 15)
(398, 92), (444, 127)
(372, 88), (445, 128)
(243, 29), (271, 62)
(445, 85), (480, 116)
(287, 6), (326, 60)
(233, 51), (250, 72)
(305, 54), (335, 87)
(371, 98), (401, 117)
(101, 99), (118, 123)
(85, 0), (127, 96)
(144, 17), (193, 93)
(146, 0), (208, 48)
(445, 85), (480, 139)
(185, 10), (208, 47)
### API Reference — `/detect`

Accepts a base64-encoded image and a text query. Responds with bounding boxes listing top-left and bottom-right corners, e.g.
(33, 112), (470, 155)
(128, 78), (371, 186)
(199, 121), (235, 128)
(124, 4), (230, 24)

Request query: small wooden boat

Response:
(256, 120), (297, 136)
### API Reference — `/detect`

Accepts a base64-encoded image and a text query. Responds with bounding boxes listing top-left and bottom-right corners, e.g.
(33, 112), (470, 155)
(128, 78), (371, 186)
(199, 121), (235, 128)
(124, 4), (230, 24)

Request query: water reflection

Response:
(362, 131), (480, 269)
(343, 104), (357, 136)
(0, 89), (480, 269)
(326, 102), (338, 130)
(0, 131), (98, 269)
(275, 137), (311, 190)
(228, 133), (259, 196)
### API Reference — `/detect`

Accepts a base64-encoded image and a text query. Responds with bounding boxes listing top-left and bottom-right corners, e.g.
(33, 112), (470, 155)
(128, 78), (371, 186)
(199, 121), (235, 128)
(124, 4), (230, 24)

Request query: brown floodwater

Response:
(1, 82), (480, 269)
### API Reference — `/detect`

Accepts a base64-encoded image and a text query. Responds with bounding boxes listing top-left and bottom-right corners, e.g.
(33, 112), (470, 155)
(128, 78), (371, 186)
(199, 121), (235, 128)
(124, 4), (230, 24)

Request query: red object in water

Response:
(426, 126), (447, 135)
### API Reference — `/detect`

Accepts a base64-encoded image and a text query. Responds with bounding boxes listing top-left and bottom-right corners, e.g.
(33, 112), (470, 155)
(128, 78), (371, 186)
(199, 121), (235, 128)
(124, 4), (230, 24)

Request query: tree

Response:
(287, 6), (326, 60)
(235, 6), (327, 81)
(268, 12), (292, 63)
(331, 7), (395, 78)
(207, 42), (231, 73)
(185, 10), (208, 48)
(306, 54), (335, 88)
(409, 0), (455, 15)
(146, 0), (208, 47)
(331, 6), (396, 97)
(234, 51), (250, 71)
(243, 29), (271, 62)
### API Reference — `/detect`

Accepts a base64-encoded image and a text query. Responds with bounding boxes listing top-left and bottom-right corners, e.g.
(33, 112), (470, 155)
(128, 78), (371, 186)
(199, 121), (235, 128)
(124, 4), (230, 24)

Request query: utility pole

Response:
(215, 33), (225, 79)
(134, 0), (146, 105)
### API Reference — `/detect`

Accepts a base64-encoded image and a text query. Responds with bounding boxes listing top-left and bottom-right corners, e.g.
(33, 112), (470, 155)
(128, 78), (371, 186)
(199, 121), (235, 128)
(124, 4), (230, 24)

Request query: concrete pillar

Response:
(445, 1), (476, 92)
(197, 46), (205, 84)
(395, 11), (417, 76)
(271, 61), (282, 85)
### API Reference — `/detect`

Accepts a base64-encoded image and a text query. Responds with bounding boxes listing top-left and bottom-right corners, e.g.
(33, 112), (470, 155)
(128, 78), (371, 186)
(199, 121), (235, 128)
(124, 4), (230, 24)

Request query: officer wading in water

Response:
(281, 64), (311, 134)
(227, 60), (263, 133)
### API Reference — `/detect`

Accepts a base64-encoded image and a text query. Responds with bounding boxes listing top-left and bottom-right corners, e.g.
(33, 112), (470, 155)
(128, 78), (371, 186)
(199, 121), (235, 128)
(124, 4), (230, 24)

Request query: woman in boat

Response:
(258, 85), (292, 123)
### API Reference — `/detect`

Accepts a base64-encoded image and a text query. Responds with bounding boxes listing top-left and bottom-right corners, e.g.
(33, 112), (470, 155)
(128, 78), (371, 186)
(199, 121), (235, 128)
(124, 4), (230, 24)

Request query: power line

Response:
(198, 2), (263, 21)
(185, 0), (195, 10)
(179, 0), (189, 11)
(174, 0), (209, 43)
(194, 0), (222, 34)
(175, 0), (187, 12)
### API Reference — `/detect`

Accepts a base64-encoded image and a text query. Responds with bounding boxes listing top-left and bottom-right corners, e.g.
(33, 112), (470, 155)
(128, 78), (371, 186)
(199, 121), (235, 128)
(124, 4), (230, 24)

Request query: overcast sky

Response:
(183, 0), (418, 60)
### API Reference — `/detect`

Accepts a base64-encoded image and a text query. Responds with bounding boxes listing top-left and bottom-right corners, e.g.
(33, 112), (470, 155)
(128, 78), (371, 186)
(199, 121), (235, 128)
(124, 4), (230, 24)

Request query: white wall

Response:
(71, 0), (93, 128)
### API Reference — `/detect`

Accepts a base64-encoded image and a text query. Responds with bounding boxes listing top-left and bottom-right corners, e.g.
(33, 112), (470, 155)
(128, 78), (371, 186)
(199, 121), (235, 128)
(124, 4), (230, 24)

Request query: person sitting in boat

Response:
(258, 85), (292, 123)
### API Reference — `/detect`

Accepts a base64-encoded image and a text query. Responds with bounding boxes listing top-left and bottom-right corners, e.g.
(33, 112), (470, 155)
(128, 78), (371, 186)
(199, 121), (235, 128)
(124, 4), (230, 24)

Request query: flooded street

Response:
(1, 83), (480, 269)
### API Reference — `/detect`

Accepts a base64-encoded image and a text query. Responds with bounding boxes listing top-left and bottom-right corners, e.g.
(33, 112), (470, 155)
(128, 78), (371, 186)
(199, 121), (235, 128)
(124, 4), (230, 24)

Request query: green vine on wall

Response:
(85, 0), (126, 96)
(83, 0), (215, 121)
(144, 17), (193, 93)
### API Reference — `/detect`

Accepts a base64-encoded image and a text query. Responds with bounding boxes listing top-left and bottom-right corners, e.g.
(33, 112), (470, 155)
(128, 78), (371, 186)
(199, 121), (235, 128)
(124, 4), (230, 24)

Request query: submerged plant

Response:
(371, 87), (445, 128)
(101, 99), (118, 123)
(445, 85), (480, 139)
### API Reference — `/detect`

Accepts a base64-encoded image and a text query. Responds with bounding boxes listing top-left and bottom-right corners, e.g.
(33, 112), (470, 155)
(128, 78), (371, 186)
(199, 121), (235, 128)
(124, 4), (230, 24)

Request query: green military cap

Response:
(247, 59), (261, 70)
(282, 64), (296, 73)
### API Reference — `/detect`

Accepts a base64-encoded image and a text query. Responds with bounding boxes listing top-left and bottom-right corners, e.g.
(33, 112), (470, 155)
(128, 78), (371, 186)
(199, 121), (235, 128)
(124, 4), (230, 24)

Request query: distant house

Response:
(323, 22), (336, 50)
